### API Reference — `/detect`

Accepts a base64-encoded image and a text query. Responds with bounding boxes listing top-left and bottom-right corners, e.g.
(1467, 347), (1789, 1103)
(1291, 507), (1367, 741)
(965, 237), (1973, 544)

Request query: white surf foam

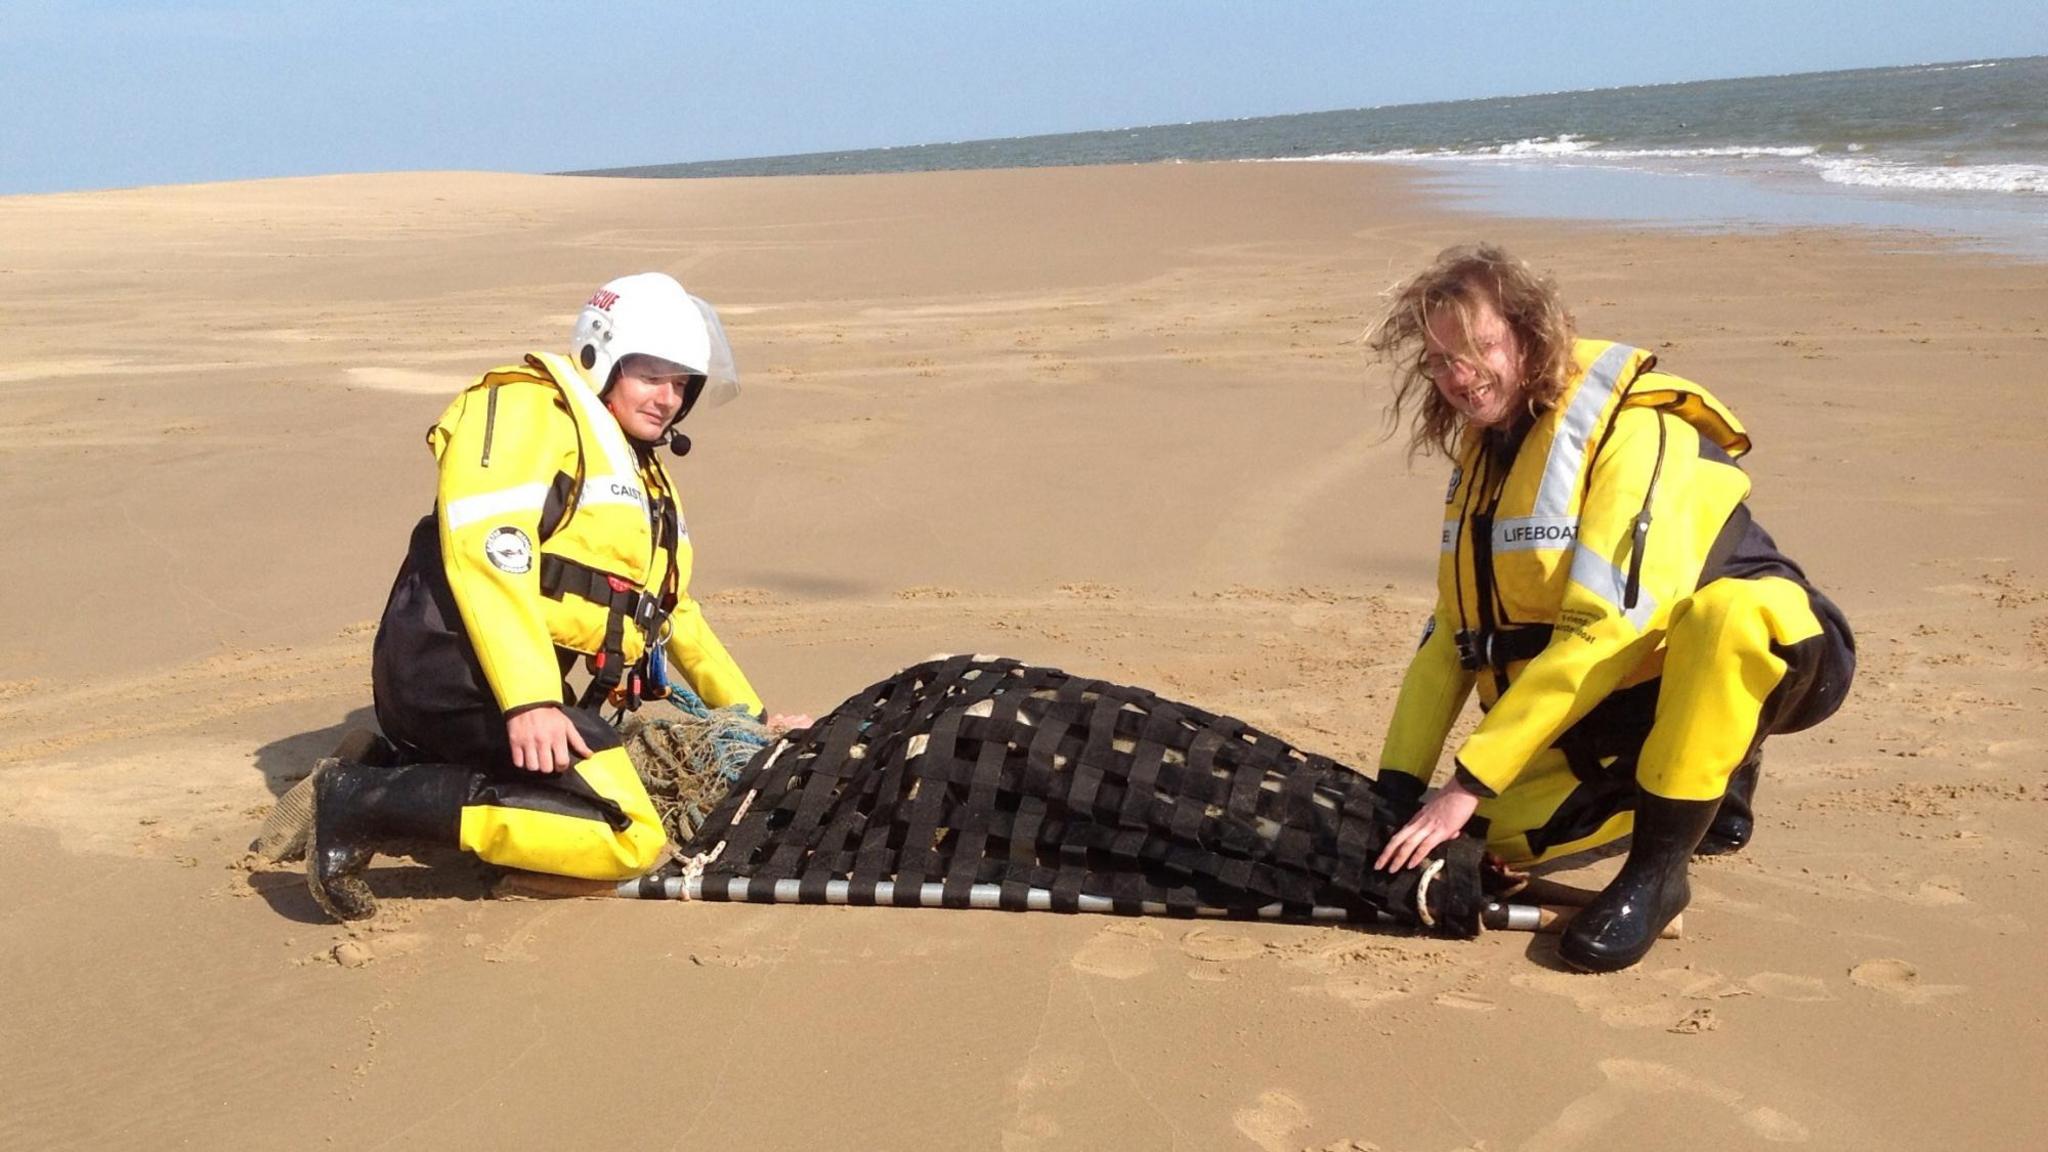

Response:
(1805, 156), (2048, 194)
(1269, 139), (2047, 197)
(1273, 135), (1819, 165)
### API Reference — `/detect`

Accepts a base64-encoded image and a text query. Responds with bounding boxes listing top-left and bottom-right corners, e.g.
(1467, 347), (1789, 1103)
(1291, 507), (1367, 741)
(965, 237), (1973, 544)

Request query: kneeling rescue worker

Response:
(1364, 245), (1855, 971)
(309, 272), (792, 921)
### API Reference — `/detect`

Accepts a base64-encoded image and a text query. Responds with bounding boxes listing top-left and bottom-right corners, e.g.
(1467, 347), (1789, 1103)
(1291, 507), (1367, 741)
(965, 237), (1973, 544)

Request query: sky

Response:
(2, 1), (2043, 195)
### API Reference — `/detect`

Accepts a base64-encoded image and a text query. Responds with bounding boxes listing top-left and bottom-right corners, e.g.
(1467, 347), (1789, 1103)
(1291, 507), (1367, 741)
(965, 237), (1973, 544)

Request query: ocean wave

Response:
(1492, 135), (1596, 157)
(1264, 150), (1423, 162)
(1584, 144), (1819, 160)
(1805, 156), (2048, 194)
(1274, 135), (1819, 164)
(1266, 134), (2048, 197)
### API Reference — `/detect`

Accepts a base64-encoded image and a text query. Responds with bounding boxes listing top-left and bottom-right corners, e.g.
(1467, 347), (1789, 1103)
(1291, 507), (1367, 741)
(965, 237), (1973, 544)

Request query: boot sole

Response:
(250, 731), (394, 862)
(248, 770), (318, 862)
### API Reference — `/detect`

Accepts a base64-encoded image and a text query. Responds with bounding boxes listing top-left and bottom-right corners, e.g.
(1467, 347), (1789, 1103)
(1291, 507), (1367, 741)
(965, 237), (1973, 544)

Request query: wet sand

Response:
(2, 161), (2045, 1150)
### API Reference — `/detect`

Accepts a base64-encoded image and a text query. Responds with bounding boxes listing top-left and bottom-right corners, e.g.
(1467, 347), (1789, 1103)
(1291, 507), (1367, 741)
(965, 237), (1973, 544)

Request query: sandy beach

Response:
(3, 160), (2045, 1150)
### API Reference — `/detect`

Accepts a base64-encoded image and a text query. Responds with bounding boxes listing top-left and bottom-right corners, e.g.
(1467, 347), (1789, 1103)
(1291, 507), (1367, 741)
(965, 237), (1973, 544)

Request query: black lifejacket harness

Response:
(534, 445), (682, 715)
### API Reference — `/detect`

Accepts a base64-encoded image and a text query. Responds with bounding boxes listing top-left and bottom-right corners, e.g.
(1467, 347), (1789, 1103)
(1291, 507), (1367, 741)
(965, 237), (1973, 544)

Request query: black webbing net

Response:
(675, 656), (1487, 937)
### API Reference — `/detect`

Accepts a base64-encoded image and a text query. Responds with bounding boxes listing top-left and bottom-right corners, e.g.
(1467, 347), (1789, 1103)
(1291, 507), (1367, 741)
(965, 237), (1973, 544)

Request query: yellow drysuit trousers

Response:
(371, 517), (671, 880)
(377, 668), (668, 878)
(1477, 576), (1852, 865)
(456, 738), (669, 880)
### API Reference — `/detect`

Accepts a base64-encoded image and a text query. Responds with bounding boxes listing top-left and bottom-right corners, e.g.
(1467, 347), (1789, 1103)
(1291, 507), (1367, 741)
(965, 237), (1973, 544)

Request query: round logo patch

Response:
(484, 526), (534, 574)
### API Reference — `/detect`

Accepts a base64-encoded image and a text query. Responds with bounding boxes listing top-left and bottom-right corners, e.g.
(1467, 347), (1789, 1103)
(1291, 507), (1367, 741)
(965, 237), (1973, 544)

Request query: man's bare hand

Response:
(1375, 777), (1481, 872)
(766, 713), (814, 736)
(506, 707), (593, 775)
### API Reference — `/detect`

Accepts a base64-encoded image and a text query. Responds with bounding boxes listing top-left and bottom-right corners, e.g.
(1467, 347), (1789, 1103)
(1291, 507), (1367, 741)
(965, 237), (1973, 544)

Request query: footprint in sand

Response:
(1069, 922), (1160, 979)
(1649, 966), (1751, 1001)
(1746, 972), (1834, 1002)
(1306, 977), (1411, 1012)
(1848, 958), (1966, 1005)
(1001, 1052), (1079, 1151)
(1520, 1059), (1809, 1151)
(1231, 1089), (1310, 1152)
(1511, 970), (1690, 1029)
(998, 1113), (1062, 1152)
(1179, 926), (1268, 963)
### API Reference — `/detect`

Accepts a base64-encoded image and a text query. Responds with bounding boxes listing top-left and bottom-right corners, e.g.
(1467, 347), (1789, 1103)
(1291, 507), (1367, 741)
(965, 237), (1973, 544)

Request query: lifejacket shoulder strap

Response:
(523, 352), (685, 713)
(514, 353), (592, 543)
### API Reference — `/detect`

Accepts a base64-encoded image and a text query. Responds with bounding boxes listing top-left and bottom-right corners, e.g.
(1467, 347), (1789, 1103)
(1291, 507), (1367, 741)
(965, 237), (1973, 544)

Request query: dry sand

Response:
(2, 161), (2045, 1150)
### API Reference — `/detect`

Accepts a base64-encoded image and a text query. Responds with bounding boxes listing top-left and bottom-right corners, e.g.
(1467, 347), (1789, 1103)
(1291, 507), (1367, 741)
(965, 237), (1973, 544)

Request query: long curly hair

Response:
(1366, 244), (1577, 459)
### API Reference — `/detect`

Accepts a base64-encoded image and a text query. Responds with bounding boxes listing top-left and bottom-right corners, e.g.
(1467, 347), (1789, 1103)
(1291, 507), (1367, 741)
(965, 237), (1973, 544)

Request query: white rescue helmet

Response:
(570, 272), (740, 412)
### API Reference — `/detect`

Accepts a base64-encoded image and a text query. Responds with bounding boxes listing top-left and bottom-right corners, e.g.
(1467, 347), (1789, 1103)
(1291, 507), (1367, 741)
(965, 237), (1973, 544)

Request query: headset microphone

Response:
(666, 375), (707, 458)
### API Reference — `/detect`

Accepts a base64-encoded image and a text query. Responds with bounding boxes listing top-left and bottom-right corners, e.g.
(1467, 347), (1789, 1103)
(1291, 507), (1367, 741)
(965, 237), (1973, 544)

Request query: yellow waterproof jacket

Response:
(1379, 340), (1751, 797)
(430, 352), (762, 716)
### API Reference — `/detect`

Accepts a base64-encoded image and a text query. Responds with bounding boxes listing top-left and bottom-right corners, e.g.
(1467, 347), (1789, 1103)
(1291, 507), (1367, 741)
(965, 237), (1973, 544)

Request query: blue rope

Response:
(657, 682), (771, 784)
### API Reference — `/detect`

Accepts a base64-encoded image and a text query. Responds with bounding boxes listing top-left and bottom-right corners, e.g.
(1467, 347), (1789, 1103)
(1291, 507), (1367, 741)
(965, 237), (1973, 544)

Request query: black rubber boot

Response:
(306, 759), (475, 922)
(1695, 752), (1761, 857)
(1558, 794), (1720, 973)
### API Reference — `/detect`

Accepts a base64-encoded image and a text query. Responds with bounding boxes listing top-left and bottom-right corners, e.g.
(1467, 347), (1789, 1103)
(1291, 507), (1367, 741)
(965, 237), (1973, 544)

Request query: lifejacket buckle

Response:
(633, 594), (662, 631)
(1454, 628), (1485, 671)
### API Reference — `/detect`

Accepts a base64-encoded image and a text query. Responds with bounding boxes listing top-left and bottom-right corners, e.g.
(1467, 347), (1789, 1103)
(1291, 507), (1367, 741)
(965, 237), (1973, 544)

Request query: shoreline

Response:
(12, 151), (2043, 261)
(1306, 156), (2048, 260)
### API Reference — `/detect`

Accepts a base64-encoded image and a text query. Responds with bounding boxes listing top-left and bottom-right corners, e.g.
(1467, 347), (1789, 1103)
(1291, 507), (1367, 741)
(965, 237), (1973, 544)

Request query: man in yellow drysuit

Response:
(308, 272), (800, 921)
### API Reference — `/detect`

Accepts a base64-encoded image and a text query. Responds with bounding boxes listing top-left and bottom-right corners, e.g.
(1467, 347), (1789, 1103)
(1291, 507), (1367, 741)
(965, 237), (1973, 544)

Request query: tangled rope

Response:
(619, 685), (772, 843)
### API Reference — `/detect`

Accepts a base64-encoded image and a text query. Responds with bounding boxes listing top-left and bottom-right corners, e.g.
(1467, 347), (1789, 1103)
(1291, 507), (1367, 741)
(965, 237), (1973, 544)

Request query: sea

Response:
(578, 56), (2048, 258)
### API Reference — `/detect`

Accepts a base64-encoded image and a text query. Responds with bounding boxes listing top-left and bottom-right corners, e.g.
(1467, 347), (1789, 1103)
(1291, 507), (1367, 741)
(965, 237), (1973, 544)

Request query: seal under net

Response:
(657, 656), (1487, 937)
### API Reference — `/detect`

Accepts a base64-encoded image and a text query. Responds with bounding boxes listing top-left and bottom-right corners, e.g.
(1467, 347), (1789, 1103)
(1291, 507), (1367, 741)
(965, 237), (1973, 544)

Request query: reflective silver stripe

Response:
(1441, 519), (1459, 552)
(1492, 514), (1578, 553)
(558, 367), (644, 491)
(443, 482), (549, 531)
(1568, 545), (1656, 632)
(1531, 343), (1638, 521)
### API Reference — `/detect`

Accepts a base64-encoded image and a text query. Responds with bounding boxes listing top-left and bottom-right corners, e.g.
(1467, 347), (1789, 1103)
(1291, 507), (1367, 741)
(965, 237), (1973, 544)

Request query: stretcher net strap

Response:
(668, 656), (1485, 937)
